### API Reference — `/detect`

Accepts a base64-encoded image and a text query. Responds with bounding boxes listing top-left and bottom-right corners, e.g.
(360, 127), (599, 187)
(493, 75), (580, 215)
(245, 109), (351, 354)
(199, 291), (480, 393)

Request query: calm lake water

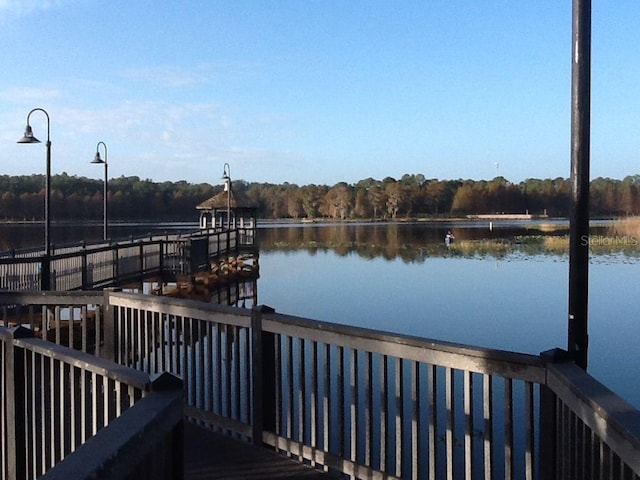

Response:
(255, 221), (640, 409)
(1, 219), (639, 409)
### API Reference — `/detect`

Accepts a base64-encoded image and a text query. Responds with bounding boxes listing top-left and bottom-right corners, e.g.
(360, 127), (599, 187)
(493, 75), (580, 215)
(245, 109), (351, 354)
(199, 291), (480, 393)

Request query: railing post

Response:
(113, 243), (119, 283)
(251, 305), (276, 446)
(81, 241), (88, 289)
(101, 289), (119, 362)
(539, 348), (571, 480)
(5, 326), (34, 480)
(40, 254), (51, 290)
(150, 372), (185, 480)
(139, 240), (144, 287)
(159, 239), (165, 278)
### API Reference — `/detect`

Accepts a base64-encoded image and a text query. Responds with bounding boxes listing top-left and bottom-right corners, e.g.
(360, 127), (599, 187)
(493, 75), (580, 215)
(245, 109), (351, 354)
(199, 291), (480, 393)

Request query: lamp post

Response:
(222, 163), (231, 230)
(17, 108), (52, 289)
(91, 142), (108, 240)
(568, 0), (592, 370)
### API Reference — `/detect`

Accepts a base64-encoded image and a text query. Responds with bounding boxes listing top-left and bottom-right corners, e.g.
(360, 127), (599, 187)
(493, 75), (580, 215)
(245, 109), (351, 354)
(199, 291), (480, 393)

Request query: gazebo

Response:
(196, 171), (257, 231)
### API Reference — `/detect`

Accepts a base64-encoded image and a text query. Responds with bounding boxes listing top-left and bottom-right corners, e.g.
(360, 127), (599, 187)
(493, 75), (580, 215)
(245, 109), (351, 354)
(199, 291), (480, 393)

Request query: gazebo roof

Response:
(196, 188), (255, 211)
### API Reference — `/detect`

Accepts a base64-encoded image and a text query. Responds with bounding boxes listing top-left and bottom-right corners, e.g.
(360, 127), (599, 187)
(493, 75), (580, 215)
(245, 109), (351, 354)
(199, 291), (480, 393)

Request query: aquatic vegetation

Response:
(260, 222), (640, 263)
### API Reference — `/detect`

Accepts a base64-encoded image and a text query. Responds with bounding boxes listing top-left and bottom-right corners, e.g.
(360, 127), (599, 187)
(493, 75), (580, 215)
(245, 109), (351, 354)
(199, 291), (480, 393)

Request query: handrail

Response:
(262, 311), (546, 382)
(3, 290), (640, 479)
(105, 294), (546, 478)
(0, 325), (170, 480)
(545, 360), (640, 477)
(104, 294), (640, 479)
(13, 337), (150, 389)
(40, 373), (183, 480)
(0, 227), (256, 291)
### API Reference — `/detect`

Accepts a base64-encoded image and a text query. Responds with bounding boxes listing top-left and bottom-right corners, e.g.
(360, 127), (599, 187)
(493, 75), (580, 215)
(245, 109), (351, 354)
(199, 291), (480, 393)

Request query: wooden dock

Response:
(0, 227), (257, 292)
(184, 423), (331, 479)
(4, 291), (640, 479)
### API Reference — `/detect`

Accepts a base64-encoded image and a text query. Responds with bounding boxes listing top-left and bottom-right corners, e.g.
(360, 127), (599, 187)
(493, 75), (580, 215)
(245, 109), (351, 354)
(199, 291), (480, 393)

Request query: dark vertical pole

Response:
(568, 0), (591, 370)
(45, 140), (51, 257)
(42, 139), (52, 290)
(104, 161), (108, 240)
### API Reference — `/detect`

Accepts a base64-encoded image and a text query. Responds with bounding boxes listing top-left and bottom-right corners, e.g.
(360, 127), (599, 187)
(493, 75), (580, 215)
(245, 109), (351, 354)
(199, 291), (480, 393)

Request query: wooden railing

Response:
(39, 373), (183, 480)
(99, 292), (640, 480)
(0, 322), (183, 480)
(540, 354), (640, 480)
(2, 290), (640, 479)
(0, 228), (256, 291)
(0, 291), (106, 354)
(103, 293), (254, 439)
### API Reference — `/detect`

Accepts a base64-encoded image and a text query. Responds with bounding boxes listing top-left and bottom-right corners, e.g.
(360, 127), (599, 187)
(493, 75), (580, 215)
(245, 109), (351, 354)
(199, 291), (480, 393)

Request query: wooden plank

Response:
(321, 343), (330, 470)
(504, 377), (513, 480)
(483, 373), (493, 480)
(286, 336), (294, 452)
(186, 425), (331, 480)
(395, 357), (403, 477)
(411, 360), (420, 480)
(337, 345), (344, 459)
(525, 381), (535, 480)
(350, 348), (357, 466)
(299, 338), (306, 452)
(365, 351), (372, 469)
(428, 364), (437, 480)
(464, 370), (473, 480)
(445, 367), (454, 480)
(380, 354), (388, 473)
(311, 340), (318, 465)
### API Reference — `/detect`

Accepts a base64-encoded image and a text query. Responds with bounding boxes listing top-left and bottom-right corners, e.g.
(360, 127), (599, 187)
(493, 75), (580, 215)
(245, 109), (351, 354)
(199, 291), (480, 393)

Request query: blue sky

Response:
(0, 1), (638, 187)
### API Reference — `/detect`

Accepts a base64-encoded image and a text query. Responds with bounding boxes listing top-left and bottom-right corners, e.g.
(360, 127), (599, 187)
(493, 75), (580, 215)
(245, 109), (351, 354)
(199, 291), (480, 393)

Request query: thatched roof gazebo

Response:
(196, 167), (257, 231)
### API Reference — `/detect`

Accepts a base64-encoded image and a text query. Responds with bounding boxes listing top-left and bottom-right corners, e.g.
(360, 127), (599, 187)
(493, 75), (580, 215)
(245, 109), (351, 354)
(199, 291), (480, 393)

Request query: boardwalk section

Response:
(3, 290), (640, 479)
(184, 423), (330, 479)
(0, 227), (257, 292)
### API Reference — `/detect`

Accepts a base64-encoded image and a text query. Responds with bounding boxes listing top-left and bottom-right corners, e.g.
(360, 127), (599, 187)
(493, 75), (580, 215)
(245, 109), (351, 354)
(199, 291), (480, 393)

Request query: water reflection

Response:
(257, 221), (624, 261)
(2, 220), (639, 408)
(256, 221), (640, 410)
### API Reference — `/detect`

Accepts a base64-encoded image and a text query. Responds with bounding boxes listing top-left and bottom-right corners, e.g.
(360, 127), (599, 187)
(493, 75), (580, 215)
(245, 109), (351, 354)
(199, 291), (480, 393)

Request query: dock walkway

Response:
(184, 423), (331, 480)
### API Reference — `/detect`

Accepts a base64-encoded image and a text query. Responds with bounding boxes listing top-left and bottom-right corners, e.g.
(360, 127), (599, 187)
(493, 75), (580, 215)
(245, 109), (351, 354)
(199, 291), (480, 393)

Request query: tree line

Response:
(1, 172), (639, 222)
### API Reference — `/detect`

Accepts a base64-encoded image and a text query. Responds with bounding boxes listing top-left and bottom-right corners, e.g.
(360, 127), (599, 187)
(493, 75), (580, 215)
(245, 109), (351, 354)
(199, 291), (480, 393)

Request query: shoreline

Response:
(1, 215), (629, 228)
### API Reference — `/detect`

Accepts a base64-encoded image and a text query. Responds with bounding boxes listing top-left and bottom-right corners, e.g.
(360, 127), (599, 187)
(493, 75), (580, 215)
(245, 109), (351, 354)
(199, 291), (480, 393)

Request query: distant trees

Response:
(0, 173), (639, 222)
(0, 174), (217, 222)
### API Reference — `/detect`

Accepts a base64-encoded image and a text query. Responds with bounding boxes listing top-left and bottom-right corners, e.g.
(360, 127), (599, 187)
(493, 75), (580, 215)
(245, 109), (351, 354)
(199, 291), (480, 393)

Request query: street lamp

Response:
(91, 142), (108, 240)
(17, 108), (52, 256)
(222, 163), (231, 230)
(17, 108), (52, 290)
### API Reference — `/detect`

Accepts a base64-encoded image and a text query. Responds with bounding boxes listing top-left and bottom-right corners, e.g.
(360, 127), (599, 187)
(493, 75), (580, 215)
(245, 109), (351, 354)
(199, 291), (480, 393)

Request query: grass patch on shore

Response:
(609, 216), (640, 238)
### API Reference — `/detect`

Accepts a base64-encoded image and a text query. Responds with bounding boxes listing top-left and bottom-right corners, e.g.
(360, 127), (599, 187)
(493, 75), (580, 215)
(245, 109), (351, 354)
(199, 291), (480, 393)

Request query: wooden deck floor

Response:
(184, 422), (333, 480)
